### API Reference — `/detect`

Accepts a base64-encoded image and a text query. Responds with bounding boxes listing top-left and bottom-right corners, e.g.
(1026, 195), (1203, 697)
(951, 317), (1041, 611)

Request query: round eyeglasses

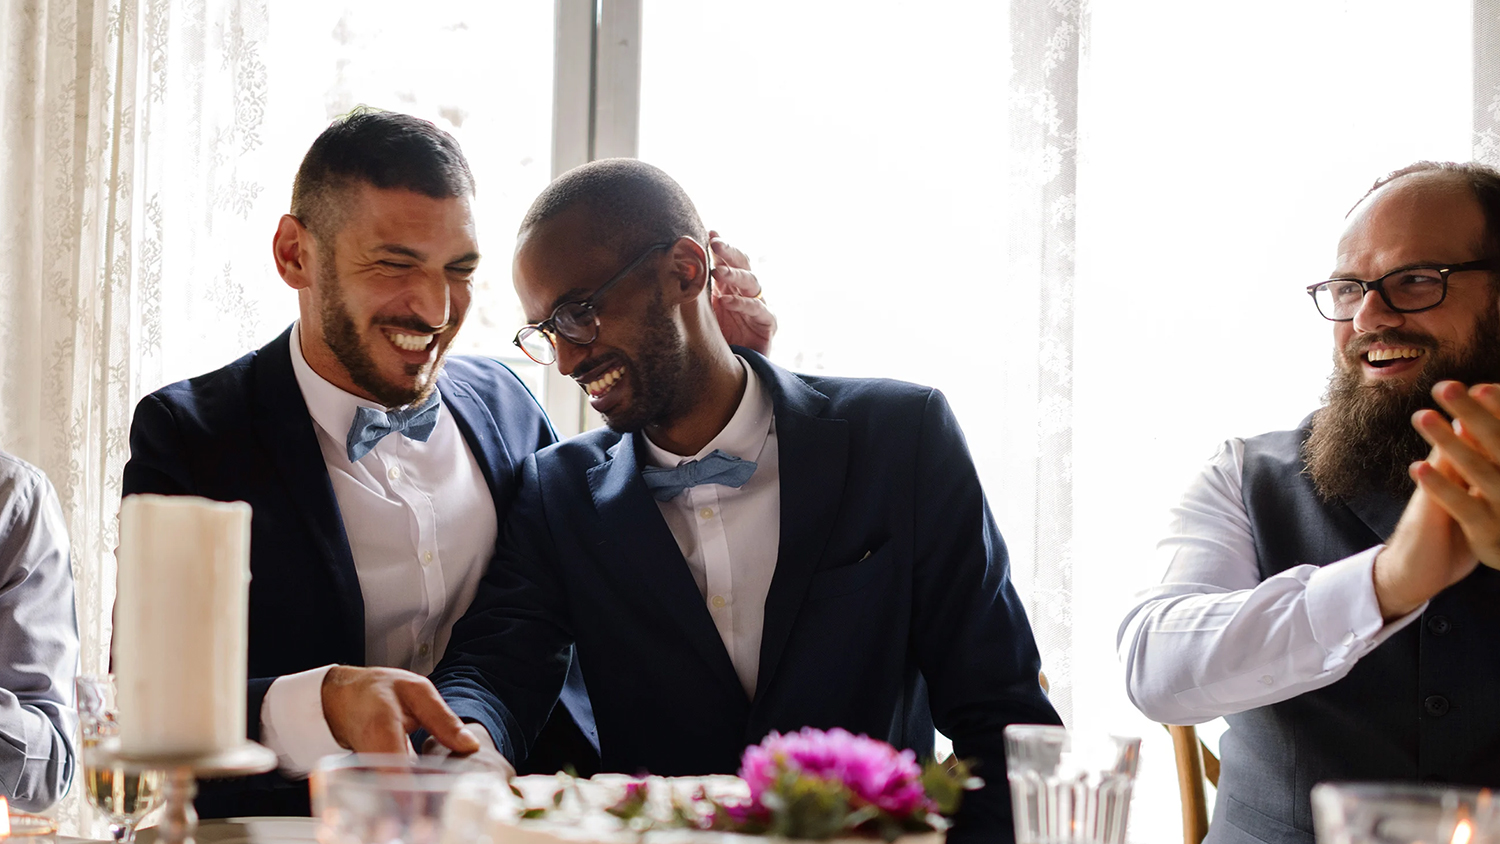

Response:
(1307, 260), (1496, 321)
(512, 242), (674, 365)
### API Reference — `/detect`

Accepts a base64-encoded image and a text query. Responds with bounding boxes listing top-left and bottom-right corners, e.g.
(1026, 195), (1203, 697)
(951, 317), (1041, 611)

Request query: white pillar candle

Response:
(115, 494), (251, 757)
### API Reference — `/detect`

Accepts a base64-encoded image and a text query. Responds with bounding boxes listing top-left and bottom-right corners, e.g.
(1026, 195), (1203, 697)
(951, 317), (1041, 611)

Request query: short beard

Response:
(1305, 306), (1500, 502)
(318, 247), (447, 408)
(599, 291), (706, 434)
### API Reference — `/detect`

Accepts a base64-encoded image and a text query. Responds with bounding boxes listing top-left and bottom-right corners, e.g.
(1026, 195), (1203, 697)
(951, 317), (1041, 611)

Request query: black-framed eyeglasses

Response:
(512, 241), (675, 365)
(1306, 260), (1497, 321)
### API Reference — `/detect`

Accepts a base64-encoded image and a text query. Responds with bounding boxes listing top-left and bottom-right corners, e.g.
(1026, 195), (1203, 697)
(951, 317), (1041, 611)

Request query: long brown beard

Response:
(1305, 307), (1500, 501)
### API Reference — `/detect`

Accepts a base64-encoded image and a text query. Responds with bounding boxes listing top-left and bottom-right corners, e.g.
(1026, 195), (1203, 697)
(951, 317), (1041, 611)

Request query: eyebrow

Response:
(1327, 261), (1454, 280)
(371, 244), (481, 265)
(547, 287), (594, 312)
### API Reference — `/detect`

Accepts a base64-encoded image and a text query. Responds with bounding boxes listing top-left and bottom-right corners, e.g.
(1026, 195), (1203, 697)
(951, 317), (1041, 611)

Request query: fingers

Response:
(712, 294), (777, 355)
(712, 264), (762, 299)
(708, 231), (751, 271)
(1431, 381), (1500, 461)
(1413, 406), (1500, 496)
(396, 680), (480, 755)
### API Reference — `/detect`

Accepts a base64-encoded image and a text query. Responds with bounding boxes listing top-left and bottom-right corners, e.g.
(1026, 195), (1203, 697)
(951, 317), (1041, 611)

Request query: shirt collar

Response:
(642, 356), (773, 469)
(288, 321), (442, 448)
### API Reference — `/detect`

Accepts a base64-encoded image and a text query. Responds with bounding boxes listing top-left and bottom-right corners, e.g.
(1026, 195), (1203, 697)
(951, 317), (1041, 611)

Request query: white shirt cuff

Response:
(260, 665), (346, 780)
(1305, 544), (1424, 669)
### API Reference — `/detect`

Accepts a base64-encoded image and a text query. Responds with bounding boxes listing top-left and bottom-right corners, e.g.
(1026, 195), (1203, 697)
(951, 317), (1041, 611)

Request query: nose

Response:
(409, 272), (451, 330)
(554, 336), (589, 377)
(1350, 287), (1404, 334)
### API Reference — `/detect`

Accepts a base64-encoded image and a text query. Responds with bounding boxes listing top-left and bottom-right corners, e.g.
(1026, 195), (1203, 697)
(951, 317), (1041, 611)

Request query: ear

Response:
(273, 214), (316, 291)
(663, 237), (711, 305)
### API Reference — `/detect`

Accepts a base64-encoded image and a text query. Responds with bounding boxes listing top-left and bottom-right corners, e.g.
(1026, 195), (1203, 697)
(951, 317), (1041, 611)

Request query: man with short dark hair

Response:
(1120, 162), (1500, 844)
(425, 158), (1061, 844)
(122, 109), (774, 817)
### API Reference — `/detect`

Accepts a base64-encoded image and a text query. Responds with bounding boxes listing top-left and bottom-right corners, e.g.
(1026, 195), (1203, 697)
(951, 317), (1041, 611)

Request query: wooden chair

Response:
(1166, 724), (1221, 844)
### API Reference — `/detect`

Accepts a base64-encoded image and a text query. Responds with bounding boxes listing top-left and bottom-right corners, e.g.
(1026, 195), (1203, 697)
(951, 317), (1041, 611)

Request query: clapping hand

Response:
(1409, 381), (1500, 569)
(709, 231), (777, 355)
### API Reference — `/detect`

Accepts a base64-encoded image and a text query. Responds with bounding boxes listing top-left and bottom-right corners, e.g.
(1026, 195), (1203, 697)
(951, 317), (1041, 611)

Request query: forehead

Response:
(1336, 174), (1486, 276)
(512, 210), (623, 318)
(336, 183), (477, 251)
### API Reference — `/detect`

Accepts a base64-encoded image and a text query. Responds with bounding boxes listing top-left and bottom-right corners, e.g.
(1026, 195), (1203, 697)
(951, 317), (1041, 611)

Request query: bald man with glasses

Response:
(1121, 161), (1500, 844)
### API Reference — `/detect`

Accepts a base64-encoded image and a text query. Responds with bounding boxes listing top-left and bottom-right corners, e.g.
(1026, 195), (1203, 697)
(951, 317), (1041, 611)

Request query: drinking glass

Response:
(1312, 782), (1500, 844)
(1004, 724), (1141, 844)
(311, 754), (474, 844)
(76, 675), (164, 843)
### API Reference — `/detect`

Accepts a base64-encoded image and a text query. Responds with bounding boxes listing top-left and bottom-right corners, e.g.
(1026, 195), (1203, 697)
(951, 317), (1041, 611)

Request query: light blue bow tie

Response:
(346, 393), (442, 463)
(640, 449), (757, 501)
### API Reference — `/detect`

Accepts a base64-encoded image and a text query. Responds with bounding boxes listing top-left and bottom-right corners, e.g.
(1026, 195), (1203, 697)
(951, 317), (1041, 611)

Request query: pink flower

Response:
(740, 727), (935, 818)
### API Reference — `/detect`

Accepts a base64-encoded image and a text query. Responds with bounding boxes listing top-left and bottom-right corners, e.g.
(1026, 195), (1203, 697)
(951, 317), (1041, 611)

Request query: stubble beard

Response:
(1305, 305), (1500, 502)
(318, 248), (450, 409)
(600, 291), (707, 435)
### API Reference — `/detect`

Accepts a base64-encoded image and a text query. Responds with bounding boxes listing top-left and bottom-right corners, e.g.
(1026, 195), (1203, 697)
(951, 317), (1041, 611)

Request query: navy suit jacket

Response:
(121, 326), (596, 817)
(433, 350), (1060, 844)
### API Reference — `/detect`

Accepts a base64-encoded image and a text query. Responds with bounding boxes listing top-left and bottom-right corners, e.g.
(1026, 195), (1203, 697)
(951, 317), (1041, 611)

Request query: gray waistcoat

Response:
(1206, 420), (1500, 844)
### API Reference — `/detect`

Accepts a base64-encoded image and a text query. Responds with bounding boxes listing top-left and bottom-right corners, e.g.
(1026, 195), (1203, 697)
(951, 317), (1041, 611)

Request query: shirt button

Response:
(711, 595), (727, 609)
(422, 550), (434, 565)
(1427, 615), (1452, 636)
(1425, 695), (1450, 717)
(1259, 675), (1274, 686)
(699, 507), (714, 520)
(1341, 631), (1356, 647)
(388, 465), (401, 481)
(418, 643), (431, 656)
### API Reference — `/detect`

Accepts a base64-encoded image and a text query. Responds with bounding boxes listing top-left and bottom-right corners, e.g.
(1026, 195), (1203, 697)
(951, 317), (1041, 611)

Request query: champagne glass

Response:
(76, 675), (164, 843)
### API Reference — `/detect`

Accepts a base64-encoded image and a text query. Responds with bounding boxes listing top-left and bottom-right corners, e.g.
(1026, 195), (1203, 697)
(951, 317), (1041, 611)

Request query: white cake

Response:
(441, 774), (943, 844)
(114, 494), (252, 756)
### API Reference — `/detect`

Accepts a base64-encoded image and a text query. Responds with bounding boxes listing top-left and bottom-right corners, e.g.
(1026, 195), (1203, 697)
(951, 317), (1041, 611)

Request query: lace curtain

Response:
(0, 0), (272, 831)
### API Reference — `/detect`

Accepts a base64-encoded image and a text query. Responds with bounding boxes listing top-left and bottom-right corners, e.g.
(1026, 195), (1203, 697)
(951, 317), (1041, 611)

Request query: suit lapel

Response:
(438, 371), (514, 497)
(742, 352), (850, 702)
(1343, 487), (1405, 543)
(586, 433), (744, 696)
(251, 329), (365, 660)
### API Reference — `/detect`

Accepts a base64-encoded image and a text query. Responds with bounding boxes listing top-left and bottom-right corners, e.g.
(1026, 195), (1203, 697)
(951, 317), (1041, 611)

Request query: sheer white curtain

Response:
(0, 0), (273, 831)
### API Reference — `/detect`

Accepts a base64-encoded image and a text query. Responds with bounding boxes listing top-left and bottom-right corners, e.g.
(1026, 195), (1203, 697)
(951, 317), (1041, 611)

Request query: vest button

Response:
(1424, 695), (1451, 717)
(1427, 615), (1452, 636)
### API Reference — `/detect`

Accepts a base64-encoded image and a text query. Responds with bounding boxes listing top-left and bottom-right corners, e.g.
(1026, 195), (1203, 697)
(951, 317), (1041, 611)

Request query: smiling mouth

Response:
(578, 364), (625, 398)
(384, 329), (436, 352)
(1364, 347), (1425, 368)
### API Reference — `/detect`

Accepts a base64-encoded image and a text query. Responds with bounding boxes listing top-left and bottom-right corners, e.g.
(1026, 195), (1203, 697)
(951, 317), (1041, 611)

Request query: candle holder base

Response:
(98, 742), (277, 844)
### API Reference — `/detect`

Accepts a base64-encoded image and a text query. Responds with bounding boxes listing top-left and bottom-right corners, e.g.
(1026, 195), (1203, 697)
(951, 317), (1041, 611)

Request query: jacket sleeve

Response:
(0, 463), (79, 811)
(122, 393), (277, 744)
(908, 389), (1063, 844)
(430, 453), (574, 765)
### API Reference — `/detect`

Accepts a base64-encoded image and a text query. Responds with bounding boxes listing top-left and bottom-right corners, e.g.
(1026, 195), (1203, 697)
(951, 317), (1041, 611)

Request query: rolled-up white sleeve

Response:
(1116, 438), (1422, 725)
(259, 665), (345, 779)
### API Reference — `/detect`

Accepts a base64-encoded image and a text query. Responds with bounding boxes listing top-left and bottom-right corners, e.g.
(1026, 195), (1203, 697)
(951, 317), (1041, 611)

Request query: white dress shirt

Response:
(642, 358), (780, 699)
(1117, 436), (1425, 725)
(259, 323), (498, 777)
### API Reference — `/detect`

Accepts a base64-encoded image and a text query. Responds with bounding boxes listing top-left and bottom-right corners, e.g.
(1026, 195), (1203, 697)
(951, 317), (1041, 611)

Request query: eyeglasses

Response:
(513, 241), (674, 365)
(1306, 260), (1497, 321)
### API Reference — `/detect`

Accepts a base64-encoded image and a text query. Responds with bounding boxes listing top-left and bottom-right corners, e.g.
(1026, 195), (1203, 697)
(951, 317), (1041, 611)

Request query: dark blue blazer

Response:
(434, 349), (1060, 844)
(121, 326), (596, 817)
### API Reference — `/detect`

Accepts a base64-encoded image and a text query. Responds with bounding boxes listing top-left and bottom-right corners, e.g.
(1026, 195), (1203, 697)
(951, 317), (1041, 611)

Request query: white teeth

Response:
(582, 366), (625, 397)
(1366, 347), (1425, 362)
(388, 331), (435, 352)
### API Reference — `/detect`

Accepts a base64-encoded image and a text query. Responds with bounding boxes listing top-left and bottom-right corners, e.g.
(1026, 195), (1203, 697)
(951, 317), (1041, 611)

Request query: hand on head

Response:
(321, 665), (480, 756)
(709, 231), (776, 355)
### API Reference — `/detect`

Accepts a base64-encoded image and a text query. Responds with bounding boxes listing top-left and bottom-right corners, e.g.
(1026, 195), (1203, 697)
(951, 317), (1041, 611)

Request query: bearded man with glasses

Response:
(1120, 161), (1500, 844)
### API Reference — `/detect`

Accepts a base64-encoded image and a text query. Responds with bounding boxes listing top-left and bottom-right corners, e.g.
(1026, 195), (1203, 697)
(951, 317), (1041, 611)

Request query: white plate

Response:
(134, 817), (318, 844)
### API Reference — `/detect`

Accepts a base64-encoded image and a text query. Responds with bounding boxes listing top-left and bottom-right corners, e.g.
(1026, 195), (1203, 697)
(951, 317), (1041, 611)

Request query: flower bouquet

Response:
(462, 727), (980, 844)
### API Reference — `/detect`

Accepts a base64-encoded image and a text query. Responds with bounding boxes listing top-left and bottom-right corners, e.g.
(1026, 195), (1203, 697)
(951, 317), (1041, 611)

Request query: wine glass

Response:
(76, 675), (164, 843)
